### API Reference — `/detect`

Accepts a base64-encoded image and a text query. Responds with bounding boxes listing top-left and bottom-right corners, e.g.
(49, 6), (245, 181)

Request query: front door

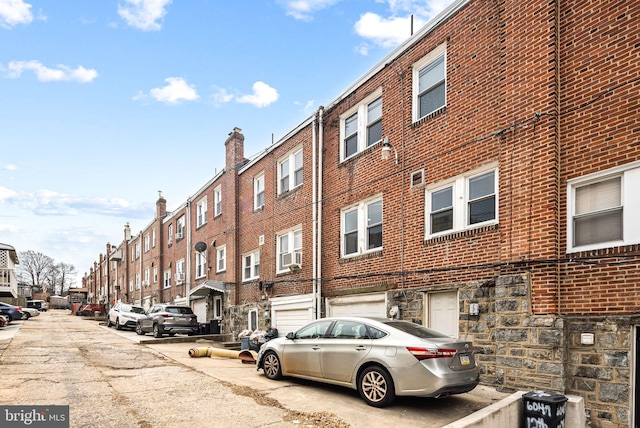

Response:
(428, 291), (458, 337)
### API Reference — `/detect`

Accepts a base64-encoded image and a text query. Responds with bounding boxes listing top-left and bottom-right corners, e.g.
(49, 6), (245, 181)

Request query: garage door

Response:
(271, 293), (315, 336)
(193, 299), (207, 323)
(327, 293), (386, 317)
(428, 291), (458, 338)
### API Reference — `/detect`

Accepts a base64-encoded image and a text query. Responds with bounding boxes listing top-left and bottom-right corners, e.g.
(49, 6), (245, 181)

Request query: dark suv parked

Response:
(135, 304), (198, 338)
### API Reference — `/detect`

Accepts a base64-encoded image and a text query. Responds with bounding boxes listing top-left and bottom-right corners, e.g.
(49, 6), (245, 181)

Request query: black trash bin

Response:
(522, 391), (567, 428)
(210, 319), (220, 334)
(199, 323), (210, 335)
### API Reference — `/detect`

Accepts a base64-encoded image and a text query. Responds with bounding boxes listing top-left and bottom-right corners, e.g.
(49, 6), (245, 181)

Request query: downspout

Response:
(186, 197), (192, 307)
(317, 107), (324, 319)
(139, 231), (143, 305)
(312, 112), (318, 319)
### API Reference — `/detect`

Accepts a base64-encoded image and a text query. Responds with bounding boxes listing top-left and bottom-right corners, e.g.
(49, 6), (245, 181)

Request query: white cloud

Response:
(236, 81), (279, 108)
(3, 60), (98, 82)
(354, 0), (450, 49)
(210, 86), (234, 106)
(0, 0), (32, 29)
(141, 77), (199, 105)
(279, 0), (341, 21)
(118, 0), (171, 31)
(2, 164), (18, 171)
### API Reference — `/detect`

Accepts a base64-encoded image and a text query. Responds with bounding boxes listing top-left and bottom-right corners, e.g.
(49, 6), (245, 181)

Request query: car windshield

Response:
(383, 321), (453, 339)
(165, 307), (193, 315)
(122, 305), (145, 314)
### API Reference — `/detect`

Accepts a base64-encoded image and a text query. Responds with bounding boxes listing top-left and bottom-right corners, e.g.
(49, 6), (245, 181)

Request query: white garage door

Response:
(271, 293), (315, 336)
(327, 293), (386, 318)
(193, 299), (207, 323)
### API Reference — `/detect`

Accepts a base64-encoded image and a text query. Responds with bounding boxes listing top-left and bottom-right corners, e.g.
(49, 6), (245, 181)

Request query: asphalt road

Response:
(0, 310), (509, 427)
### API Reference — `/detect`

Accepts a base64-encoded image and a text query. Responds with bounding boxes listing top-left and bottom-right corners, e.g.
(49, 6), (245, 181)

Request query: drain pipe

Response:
(316, 107), (324, 319)
(312, 112), (318, 319)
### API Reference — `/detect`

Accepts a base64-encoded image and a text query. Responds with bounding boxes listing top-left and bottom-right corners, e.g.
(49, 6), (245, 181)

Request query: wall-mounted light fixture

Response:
(381, 136), (398, 164)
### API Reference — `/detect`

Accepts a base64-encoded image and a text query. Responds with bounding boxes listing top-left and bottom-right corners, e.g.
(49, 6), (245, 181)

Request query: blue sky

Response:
(0, 0), (454, 286)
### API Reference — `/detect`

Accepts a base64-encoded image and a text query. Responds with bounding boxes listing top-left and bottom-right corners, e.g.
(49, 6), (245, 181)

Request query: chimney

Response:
(225, 127), (245, 170)
(156, 191), (167, 218)
(124, 223), (132, 241)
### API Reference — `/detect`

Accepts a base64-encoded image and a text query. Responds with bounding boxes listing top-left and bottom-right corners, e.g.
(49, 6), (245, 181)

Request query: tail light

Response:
(407, 347), (457, 361)
(161, 314), (171, 318)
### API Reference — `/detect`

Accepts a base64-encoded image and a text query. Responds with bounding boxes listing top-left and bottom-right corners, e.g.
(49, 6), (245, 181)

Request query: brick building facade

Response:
(83, 1), (640, 425)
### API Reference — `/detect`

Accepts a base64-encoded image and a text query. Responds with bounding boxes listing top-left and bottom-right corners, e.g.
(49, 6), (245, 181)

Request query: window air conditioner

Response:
(176, 231), (184, 239)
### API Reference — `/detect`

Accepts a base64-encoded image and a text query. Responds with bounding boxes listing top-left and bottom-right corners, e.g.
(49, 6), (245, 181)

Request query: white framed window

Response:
(152, 228), (156, 248)
(254, 174), (265, 209)
(426, 165), (498, 238)
(135, 272), (140, 290)
(195, 251), (206, 279)
(341, 196), (383, 257)
(214, 186), (222, 217)
(163, 270), (171, 289)
(175, 259), (185, 284)
(153, 267), (158, 284)
(567, 161), (640, 252)
(412, 43), (446, 122)
(144, 234), (150, 252)
(129, 279), (133, 292)
(135, 242), (141, 259)
(196, 196), (207, 227)
(278, 148), (303, 194)
(144, 268), (150, 286)
(248, 308), (258, 331)
(216, 245), (226, 273)
(340, 89), (383, 161)
(168, 224), (173, 246)
(277, 227), (302, 272)
(213, 296), (222, 319)
(242, 250), (260, 281)
(176, 216), (185, 240)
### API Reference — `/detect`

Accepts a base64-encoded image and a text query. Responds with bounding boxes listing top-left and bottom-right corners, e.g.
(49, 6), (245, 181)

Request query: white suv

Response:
(27, 300), (48, 312)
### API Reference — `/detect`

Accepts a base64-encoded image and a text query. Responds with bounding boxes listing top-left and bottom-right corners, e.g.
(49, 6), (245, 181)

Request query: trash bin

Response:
(522, 391), (567, 428)
(210, 319), (220, 334)
(199, 323), (210, 335)
(241, 337), (250, 350)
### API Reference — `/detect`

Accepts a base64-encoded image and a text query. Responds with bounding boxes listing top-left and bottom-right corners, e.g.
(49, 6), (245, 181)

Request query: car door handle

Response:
(311, 346), (321, 351)
(355, 346), (367, 351)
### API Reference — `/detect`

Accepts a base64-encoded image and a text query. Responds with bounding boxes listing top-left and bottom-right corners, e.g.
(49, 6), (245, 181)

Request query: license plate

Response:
(460, 354), (470, 365)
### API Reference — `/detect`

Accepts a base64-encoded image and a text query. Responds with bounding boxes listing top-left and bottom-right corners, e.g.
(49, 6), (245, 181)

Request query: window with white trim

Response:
(168, 224), (173, 246)
(426, 166), (498, 237)
(135, 242), (140, 259)
(248, 308), (258, 331)
(341, 196), (383, 257)
(163, 270), (171, 289)
(213, 296), (222, 319)
(152, 228), (156, 248)
(195, 251), (206, 279)
(144, 268), (150, 286)
(153, 267), (158, 284)
(196, 196), (207, 227)
(216, 245), (226, 273)
(340, 90), (383, 161)
(277, 227), (302, 272)
(413, 43), (446, 122)
(176, 216), (185, 239)
(278, 148), (303, 194)
(129, 279), (133, 292)
(254, 174), (265, 210)
(144, 234), (150, 252)
(214, 186), (222, 217)
(175, 259), (185, 284)
(242, 250), (260, 281)
(135, 272), (140, 290)
(567, 161), (640, 252)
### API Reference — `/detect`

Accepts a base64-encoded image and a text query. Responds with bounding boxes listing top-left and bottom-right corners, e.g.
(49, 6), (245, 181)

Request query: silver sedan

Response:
(257, 316), (479, 407)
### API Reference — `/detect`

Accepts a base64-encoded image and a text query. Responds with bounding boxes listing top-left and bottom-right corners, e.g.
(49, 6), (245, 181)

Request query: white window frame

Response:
(425, 164), (498, 238)
(242, 250), (260, 282)
(135, 242), (141, 259)
(135, 273), (140, 290)
(567, 161), (640, 252)
(196, 196), (207, 227)
(168, 224), (173, 246)
(176, 259), (185, 284)
(163, 270), (171, 289)
(144, 268), (150, 286)
(248, 308), (258, 331)
(213, 295), (222, 319)
(412, 43), (447, 122)
(153, 267), (158, 284)
(144, 234), (150, 252)
(216, 245), (226, 273)
(276, 226), (302, 273)
(278, 148), (303, 194)
(340, 88), (383, 161)
(176, 216), (185, 240)
(129, 279), (133, 292)
(341, 195), (383, 258)
(254, 173), (265, 210)
(152, 228), (156, 248)
(195, 250), (206, 279)
(214, 186), (222, 217)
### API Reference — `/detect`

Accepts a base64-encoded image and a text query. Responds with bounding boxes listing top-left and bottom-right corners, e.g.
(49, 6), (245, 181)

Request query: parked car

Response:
(19, 306), (40, 319)
(135, 304), (198, 338)
(257, 317), (480, 408)
(27, 300), (48, 312)
(107, 303), (146, 330)
(0, 302), (23, 321)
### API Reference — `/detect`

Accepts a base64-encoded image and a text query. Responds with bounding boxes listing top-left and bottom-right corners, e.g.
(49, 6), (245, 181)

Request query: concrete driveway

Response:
(105, 317), (511, 427)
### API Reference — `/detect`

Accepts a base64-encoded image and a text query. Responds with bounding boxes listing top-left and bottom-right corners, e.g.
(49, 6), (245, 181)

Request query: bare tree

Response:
(17, 250), (54, 290)
(17, 251), (77, 294)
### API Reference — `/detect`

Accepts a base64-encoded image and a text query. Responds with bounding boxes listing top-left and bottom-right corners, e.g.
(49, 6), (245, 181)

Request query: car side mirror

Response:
(286, 332), (295, 340)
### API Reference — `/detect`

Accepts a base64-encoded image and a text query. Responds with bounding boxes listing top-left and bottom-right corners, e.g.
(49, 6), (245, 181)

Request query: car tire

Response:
(115, 318), (122, 330)
(107, 318), (112, 328)
(262, 351), (283, 380)
(135, 323), (145, 335)
(153, 324), (163, 338)
(23, 312), (30, 320)
(357, 365), (396, 408)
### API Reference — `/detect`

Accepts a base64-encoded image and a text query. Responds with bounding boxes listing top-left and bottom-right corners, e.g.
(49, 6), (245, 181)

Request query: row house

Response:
(83, 0), (639, 425)
(0, 243), (19, 298)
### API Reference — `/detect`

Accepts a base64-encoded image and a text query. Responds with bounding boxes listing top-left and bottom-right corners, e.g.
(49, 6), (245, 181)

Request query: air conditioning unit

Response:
(410, 169), (425, 189)
(175, 272), (185, 283)
(168, 237), (173, 245)
(142, 280), (149, 287)
(176, 231), (184, 239)
(283, 251), (302, 271)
